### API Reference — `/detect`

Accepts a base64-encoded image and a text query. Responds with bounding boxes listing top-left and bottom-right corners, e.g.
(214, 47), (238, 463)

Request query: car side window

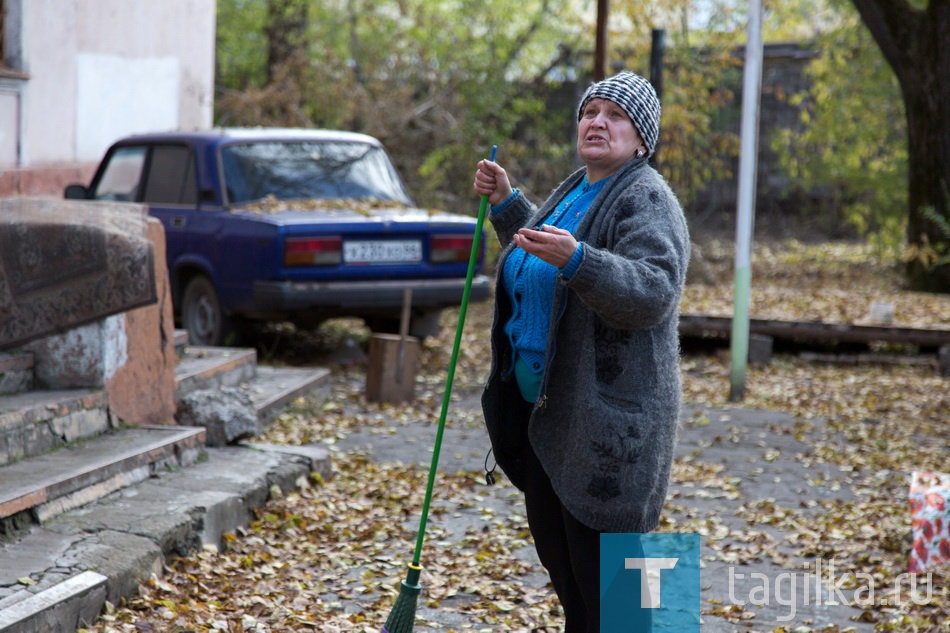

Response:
(92, 146), (146, 201)
(142, 145), (198, 205)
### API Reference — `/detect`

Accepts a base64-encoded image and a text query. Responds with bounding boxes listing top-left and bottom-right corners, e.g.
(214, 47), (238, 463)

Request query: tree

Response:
(770, 2), (908, 251)
(265, 0), (308, 83)
(849, 0), (950, 292)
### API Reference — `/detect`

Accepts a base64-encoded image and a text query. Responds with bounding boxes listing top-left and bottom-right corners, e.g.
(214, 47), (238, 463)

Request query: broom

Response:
(382, 145), (497, 633)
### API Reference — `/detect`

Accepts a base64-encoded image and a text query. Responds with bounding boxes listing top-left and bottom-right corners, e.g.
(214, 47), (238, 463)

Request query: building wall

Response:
(0, 0), (215, 196)
(0, 83), (18, 165)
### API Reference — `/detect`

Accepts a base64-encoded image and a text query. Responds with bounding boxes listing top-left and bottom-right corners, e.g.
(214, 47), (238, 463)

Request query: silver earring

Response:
(637, 149), (645, 158)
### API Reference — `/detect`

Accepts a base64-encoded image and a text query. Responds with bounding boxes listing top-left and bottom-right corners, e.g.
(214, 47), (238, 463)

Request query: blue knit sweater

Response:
(495, 177), (608, 382)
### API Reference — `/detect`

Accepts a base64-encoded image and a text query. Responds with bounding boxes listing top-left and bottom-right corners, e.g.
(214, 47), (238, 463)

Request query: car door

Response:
(139, 142), (260, 315)
(135, 143), (210, 303)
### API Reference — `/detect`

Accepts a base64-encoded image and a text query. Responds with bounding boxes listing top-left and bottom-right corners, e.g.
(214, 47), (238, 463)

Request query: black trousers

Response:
(511, 397), (652, 633)
(520, 429), (603, 633)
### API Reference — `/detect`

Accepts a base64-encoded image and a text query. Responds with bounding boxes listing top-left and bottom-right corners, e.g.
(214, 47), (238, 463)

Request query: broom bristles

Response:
(381, 564), (423, 633)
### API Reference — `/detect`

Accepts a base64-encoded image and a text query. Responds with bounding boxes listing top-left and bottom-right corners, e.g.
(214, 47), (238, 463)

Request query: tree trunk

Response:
(851, 0), (950, 292)
(266, 0), (308, 84)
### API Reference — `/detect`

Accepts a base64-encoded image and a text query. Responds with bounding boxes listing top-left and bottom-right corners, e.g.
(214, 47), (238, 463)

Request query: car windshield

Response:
(221, 140), (414, 206)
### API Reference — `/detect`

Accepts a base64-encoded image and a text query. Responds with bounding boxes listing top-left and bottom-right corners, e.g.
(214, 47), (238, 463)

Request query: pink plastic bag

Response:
(909, 471), (950, 574)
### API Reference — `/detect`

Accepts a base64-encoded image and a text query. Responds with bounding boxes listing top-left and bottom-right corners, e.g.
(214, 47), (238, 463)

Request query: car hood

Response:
(230, 198), (476, 226)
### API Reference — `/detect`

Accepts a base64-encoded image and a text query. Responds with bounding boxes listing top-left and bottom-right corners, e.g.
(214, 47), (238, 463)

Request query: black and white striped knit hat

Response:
(577, 71), (661, 157)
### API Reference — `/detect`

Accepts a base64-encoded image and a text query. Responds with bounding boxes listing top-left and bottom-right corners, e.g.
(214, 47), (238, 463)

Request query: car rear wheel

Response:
(181, 275), (234, 347)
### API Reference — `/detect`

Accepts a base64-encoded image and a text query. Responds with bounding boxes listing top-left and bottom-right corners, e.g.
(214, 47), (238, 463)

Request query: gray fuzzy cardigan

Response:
(481, 158), (690, 533)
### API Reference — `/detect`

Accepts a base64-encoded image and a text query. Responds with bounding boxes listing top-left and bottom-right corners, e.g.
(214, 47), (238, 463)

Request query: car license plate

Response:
(343, 240), (422, 264)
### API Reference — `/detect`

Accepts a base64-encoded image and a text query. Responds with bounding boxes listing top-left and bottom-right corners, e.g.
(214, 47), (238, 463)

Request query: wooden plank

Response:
(680, 314), (950, 347)
(365, 333), (419, 404)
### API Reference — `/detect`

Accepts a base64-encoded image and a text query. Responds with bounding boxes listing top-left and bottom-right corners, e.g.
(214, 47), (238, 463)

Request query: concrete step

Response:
(174, 345), (331, 421)
(247, 365), (331, 421)
(0, 571), (106, 633)
(173, 329), (188, 359)
(0, 389), (111, 468)
(174, 346), (257, 398)
(0, 354), (33, 397)
(0, 443), (331, 633)
(0, 425), (206, 525)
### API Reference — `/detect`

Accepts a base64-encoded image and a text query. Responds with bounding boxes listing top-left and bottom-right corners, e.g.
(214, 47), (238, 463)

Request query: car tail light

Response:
(430, 234), (474, 263)
(284, 237), (342, 266)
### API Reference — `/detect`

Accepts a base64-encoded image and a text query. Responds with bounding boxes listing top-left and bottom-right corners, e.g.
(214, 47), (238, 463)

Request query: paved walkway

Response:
(333, 387), (891, 632)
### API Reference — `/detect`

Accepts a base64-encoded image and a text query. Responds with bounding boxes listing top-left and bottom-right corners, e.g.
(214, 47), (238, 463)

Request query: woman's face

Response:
(576, 98), (646, 181)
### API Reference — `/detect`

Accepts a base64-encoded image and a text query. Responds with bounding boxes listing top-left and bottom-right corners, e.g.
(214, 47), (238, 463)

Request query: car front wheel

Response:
(181, 275), (232, 347)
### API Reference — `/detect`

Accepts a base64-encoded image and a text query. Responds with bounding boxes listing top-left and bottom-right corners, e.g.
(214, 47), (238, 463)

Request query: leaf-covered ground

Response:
(86, 239), (948, 633)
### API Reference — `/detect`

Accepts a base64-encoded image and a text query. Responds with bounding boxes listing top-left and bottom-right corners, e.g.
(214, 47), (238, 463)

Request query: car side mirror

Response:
(64, 184), (89, 199)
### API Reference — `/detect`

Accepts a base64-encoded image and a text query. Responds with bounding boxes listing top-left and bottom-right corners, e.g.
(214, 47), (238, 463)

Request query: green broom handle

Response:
(412, 145), (497, 567)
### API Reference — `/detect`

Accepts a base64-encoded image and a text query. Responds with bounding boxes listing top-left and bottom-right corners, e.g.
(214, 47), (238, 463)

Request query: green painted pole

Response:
(729, 1), (763, 402)
(730, 266), (752, 401)
(411, 144), (496, 566)
(383, 146), (497, 633)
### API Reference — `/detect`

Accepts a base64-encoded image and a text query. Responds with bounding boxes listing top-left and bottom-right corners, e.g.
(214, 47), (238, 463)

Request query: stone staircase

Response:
(0, 333), (332, 633)
(172, 332), (330, 420)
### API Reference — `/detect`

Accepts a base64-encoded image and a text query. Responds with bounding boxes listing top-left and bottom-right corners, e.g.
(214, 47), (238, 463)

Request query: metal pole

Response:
(594, 0), (608, 80)
(649, 29), (665, 102)
(729, 0), (763, 402)
(649, 28), (665, 165)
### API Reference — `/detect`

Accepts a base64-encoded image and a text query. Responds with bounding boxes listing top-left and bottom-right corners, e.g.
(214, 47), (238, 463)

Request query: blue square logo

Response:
(600, 532), (700, 632)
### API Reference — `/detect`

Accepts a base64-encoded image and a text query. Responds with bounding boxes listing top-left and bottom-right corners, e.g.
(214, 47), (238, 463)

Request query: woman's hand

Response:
(513, 224), (578, 269)
(473, 160), (514, 207)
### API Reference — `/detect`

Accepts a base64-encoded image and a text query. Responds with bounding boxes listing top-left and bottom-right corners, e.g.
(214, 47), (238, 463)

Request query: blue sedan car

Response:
(66, 128), (489, 346)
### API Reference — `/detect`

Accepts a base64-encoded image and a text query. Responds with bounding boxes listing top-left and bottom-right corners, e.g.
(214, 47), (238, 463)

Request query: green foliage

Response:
(762, 0), (849, 40)
(214, 0), (585, 213)
(216, 0), (270, 90)
(770, 0), (907, 255)
(648, 40), (742, 208)
(212, 0), (749, 218)
(922, 202), (950, 243)
(905, 203), (950, 270)
(215, 0), (915, 266)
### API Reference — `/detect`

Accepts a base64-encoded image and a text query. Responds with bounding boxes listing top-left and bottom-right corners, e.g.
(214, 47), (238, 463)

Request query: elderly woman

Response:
(473, 71), (690, 632)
